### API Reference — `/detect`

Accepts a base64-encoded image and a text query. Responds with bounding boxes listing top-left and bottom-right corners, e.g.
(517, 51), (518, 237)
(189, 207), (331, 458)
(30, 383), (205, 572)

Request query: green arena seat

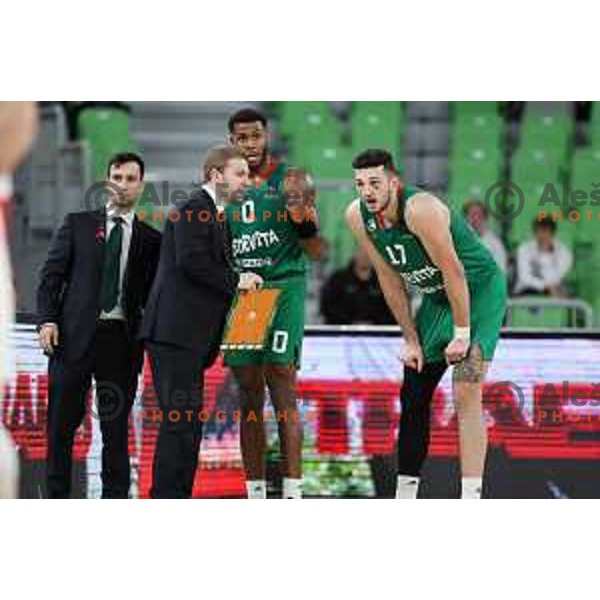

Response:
(279, 101), (341, 143)
(571, 147), (600, 165)
(510, 156), (562, 209)
(315, 188), (356, 269)
(448, 159), (502, 207)
(450, 143), (503, 165)
(519, 114), (573, 163)
(284, 105), (344, 168)
(305, 145), (355, 181)
(316, 188), (353, 246)
(521, 113), (573, 139)
(351, 102), (404, 164)
(77, 105), (133, 180)
(319, 188), (352, 228)
(453, 111), (503, 142)
(335, 227), (358, 270)
(505, 180), (580, 248)
(514, 146), (566, 168)
(558, 156), (598, 247)
(454, 102), (500, 120)
(570, 152), (600, 210)
(572, 245), (598, 304)
(287, 130), (343, 170)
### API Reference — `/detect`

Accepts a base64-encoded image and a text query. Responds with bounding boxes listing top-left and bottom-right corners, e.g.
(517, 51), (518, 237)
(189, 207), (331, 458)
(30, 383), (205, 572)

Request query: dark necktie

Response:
(99, 217), (124, 312)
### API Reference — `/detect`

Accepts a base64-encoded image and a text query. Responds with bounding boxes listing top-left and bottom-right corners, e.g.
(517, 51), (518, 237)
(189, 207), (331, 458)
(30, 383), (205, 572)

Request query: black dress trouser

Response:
(146, 341), (205, 499)
(47, 320), (139, 499)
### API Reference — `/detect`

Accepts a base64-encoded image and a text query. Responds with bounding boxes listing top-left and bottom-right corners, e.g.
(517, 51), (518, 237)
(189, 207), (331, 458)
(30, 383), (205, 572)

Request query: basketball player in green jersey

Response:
(224, 108), (324, 499)
(346, 150), (507, 499)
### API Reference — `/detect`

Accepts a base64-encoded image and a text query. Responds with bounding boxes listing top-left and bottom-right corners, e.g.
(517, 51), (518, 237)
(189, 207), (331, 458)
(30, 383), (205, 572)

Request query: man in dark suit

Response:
(37, 152), (162, 499)
(140, 145), (262, 499)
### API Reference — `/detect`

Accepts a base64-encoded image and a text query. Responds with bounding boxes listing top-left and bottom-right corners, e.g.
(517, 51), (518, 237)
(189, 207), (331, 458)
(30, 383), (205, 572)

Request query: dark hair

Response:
(107, 152), (145, 179)
(228, 108), (268, 133)
(463, 199), (488, 219)
(533, 216), (557, 233)
(352, 149), (397, 173)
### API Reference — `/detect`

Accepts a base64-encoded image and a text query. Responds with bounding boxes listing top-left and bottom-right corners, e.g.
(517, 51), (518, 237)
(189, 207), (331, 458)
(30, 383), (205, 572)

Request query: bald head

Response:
(284, 167), (316, 207)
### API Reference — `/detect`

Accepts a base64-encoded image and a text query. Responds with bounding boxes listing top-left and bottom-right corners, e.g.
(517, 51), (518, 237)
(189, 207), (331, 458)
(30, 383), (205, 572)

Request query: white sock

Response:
(283, 478), (302, 499)
(246, 480), (267, 499)
(395, 475), (420, 500)
(461, 477), (483, 499)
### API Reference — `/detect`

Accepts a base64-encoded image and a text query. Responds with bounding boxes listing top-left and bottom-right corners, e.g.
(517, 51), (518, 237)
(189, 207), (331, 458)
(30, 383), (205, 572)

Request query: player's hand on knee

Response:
(38, 323), (59, 355)
(445, 338), (469, 365)
(403, 340), (424, 373)
(238, 272), (263, 292)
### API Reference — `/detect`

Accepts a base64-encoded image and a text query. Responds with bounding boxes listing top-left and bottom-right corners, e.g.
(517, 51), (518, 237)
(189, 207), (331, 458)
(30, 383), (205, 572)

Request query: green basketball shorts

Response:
(223, 277), (307, 369)
(416, 268), (508, 364)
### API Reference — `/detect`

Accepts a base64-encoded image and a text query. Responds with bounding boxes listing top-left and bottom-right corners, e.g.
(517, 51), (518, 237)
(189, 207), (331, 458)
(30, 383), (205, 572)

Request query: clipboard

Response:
(221, 288), (282, 350)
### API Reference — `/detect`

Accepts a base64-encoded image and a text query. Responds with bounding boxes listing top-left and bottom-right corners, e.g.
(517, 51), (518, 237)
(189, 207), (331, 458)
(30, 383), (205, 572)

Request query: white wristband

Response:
(454, 326), (471, 342)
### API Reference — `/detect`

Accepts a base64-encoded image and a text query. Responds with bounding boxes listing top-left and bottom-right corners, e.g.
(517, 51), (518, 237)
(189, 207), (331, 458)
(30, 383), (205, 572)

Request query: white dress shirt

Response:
(99, 206), (136, 320)
(515, 238), (573, 294)
(202, 183), (218, 208)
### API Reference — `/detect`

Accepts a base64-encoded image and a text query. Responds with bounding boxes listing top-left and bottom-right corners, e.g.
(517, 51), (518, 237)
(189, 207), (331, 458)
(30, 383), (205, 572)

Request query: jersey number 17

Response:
(385, 244), (407, 266)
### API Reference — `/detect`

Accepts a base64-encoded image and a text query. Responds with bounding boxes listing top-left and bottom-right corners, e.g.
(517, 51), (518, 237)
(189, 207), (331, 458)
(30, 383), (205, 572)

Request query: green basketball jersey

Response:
(224, 160), (307, 281)
(360, 186), (500, 294)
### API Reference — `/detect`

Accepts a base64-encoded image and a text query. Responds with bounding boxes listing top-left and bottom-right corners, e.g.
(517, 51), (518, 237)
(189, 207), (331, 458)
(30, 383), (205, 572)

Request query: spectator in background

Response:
(463, 200), (508, 273)
(320, 246), (394, 325)
(320, 245), (396, 497)
(514, 218), (573, 297)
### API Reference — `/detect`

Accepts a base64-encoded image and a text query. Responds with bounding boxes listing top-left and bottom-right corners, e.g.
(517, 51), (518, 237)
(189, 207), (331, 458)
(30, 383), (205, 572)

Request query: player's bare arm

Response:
(346, 200), (423, 371)
(405, 193), (471, 365)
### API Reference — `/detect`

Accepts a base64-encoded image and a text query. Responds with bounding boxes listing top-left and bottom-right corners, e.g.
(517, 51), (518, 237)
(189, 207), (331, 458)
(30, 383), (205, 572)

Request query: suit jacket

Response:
(139, 189), (239, 368)
(36, 208), (162, 369)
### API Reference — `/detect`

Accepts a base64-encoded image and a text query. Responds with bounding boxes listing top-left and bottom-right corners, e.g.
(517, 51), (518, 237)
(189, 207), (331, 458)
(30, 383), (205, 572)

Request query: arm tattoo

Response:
(453, 343), (486, 384)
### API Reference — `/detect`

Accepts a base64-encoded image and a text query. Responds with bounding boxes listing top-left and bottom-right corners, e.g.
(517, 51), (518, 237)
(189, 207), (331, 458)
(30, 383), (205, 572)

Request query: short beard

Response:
(250, 150), (267, 171)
